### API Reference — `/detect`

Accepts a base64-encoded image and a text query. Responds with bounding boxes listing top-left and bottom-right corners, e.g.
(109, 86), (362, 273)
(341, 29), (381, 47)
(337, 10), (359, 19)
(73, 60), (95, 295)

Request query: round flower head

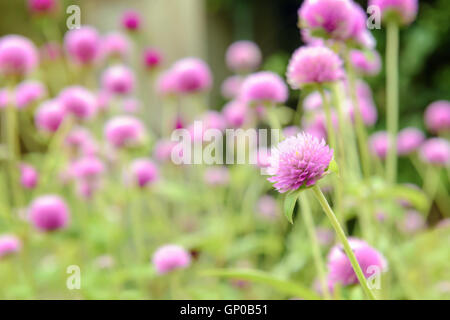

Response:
(35, 99), (65, 133)
(28, 0), (57, 14)
(327, 238), (387, 288)
(15, 80), (47, 109)
(304, 91), (326, 111)
(104, 116), (146, 148)
(225, 40), (262, 73)
(152, 244), (191, 274)
(172, 58), (212, 94)
(202, 111), (226, 132)
(419, 138), (450, 167)
(65, 127), (97, 156)
(350, 49), (382, 76)
(0, 235), (22, 258)
(256, 195), (279, 221)
(70, 156), (105, 181)
(101, 32), (130, 60)
(240, 71), (288, 104)
(369, 131), (389, 159)
(121, 10), (141, 31)
(155, 70), (177, 97)
(29, 195), (70, 232)
(424, 100), (450, 133)
(287, 46), (344, 89)
(143, 48), (162, 70)
(397, 127), (425, 156)
(153, 139), (178, 163)
(267, 132), (334, 193)
(101, 65), (135, 95)
(58, 86), (97, 120)
(222, 100), (249, 128)
(203, 166), (230, 187)
(221, 75), (245, 100)
(130, 158), (159, 188)
(0, 35), (38, 77)
(369, 0), (418, 26)
(64, 26), (100, 65)
(398, 210), (425, 234)
(20, 163), (39, 189)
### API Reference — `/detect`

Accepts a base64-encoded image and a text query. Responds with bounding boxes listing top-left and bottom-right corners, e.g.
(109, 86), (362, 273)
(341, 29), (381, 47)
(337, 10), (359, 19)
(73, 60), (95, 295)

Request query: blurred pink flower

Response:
(221, 75), (245, 100)
(104, 116), (146, 148)
(172, 58), (212, 94)
(20, 163), (39, 189)
(152, 244), (191, 274)
(143, 48), (162, 70)
(0, 35), (38, 77)
(222, 100), (249, 128)
(29, 195), (70, 232)
(240, 71), (288, 104)
(424, 100), (450, 134)
(59, 86), (97, 120)
(397, 127), (425, 156)
(15, 80), (47, 109)
(101, 65), (135, 95)
(225, 40), (262, 73)
(101, 32), (131, 60)
(130, 158), (159, 188)
(64, 26), (101, 65)
(350, 49), (382, 76)
(419, 138), (450, 166)
(0, 235), (22, 258)
(35, 99), (66, 133)
(121, 10), (141, 31)
(369, 0), (418, 26)
(369, 131), (389, 159)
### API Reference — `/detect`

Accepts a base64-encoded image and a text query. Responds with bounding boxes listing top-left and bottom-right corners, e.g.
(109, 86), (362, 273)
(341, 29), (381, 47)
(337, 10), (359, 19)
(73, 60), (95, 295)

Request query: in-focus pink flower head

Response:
(350, 49), (382, 76)
(419, 138), (450, 167)
(0, 35), (38, 77)
(35, 99), (66, 133)
(104, 115), (146, 148)
(143, 48), (162, 70)
(222, 99), (249, 128)
(256, 195), (279, 221)
(130, 158), (159, 188)
(101, 32), (131, 60)
(225, 40), (262, 73)
(152, 244), (191, 274)
(369, 131), (389, 159)
(15, 80), (47, 109)
(70, 156), (105, 181)
(64, 26), (101, 65)
(28, 0), (57, 15)
(240, 71), (288, 105)
(59, 86), (97, 120)
(267, 132), (334, 193)
(121, 10), (141, 31)
(397, 210), (425, 234)
(29, 195), (70, 232)
(287, 46), (344, 89)
(424, 100), (450, 134)
(327, 238), (387, 288)
(0, 234), (22, 258)
(203, 166), (230, 187)
(369, 0), (418, 26)
(155, 69), (178, 97)
(20, 163), (39, 189)
(101, 65), (135, 95)
(221, 75), (245, 100)
(397, 127), (425, 156)
(172, 57), (213, 94)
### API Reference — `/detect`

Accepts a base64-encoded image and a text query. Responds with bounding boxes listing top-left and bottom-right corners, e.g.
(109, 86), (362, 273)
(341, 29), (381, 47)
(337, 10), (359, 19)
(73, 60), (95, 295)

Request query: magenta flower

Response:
(15, 80), (47, 109)
(155, 70), (178, 97)
(419, 138), (450, 166)
(101, 32), (130, 60)
(101, 65), (135, 95)
(397, 127), (425, 156)
(369, 131), (389, 159)
(172, 58), (212, 94)
(0, 235), (22, 258)
(303, 91), (327, 111)
(346, 81), (378, 127)
(153, 139), (178, 163)
(203, 166), (230, 187)
(267, 132), (333, 193)
(369, 0), (418, 26)
(221, 75), (245, 100)
(104, 116), (146, 148)
(29, 195), (70, 232)
(152, 244), (191, 274)
(222, 100), (249, 128)
(143, 48), (162, 70)
(350, 49), (382, 76)
(20, 163), (39, 189)
(28, 0), (57, 14)
(225, 40), (262, 73)
(70, 156), (105, 181)
(287, 46), (344, 89)
(424, 100), (450, 134)
(64, 26), (100, 65)
(240, 71), (288, 105)
(35, 99), (66, 133)
(130, 158), (159, 188)
(121, 10), (141, 31)
(0, 35), (38, 77)
(65, 127), (97, 157)
(59, 86), (97, 120)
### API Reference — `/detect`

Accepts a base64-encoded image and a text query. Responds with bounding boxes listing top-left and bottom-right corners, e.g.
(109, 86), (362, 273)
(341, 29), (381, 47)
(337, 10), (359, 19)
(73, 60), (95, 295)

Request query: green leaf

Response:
(327, 159), (339, 177)
(284, 190), (301, 224)
(202, 268), (320, 300)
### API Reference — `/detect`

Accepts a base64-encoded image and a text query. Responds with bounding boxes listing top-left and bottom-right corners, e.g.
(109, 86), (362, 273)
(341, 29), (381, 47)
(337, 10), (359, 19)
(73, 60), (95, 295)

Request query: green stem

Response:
(311, 186), (376, 300)
(318, 86), (336, 151)
(298, 194), (330, 299)
(386, 21), (399, 184)
(266, 103), (284, 142)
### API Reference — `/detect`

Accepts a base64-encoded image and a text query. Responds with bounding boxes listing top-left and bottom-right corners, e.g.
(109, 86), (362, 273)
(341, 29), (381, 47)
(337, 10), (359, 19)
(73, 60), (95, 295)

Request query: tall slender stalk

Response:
(318, 86), (336, 151)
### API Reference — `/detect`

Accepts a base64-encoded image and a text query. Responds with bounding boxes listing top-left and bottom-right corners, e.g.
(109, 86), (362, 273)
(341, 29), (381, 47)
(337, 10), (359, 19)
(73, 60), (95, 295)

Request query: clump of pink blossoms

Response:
(152, 244), (191, 274)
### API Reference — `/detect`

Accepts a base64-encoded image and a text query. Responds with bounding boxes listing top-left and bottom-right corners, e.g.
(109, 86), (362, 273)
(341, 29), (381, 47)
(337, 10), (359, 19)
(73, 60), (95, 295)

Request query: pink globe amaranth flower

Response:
(15, 80), (47, 109)
(240, 71), (288, 105)
(287, 46), (344, 89)
(424, 100), (450, 133)
(58, 86), (97, 120)
(101, 65), (135, 95)
(130, 158), (159, 188)
(104, 116), (146, 148)
(304, 91), (326, 111)
(143, 48), (162, 70)
(369, 0), (418, 26)
(397, 127), (425, 156)
(327, 238), (387, 288)
(101, 32), (131, 60)
(172, 58), (213, 94)
(345, 95), (378, 127)
(267, 132), (333, 193)
(28, 0), (57, 14)
(29, 195), (70, 232)
(419, 138), (450, 167)
(397, 210), (425, 234)
(70, 156), (104, 181)
(121, 10), (141, 31)
(222, 100), (249, 128)
(0, 234), (22, 258)
(203, 166), (230, 187)
(304, 109), (339, 140)
(153, 139), (178, 163)
(221, 75), (245, 100)
(369, 131), (389, 159)
(65, 127), (97, 156)
(0, 35), (38, 77)
(152, 244), (191, 274)
(202, 110), (227, 131)
(256, 195), (279, 220)
(350, 49), (382, 76)
(226, 40), (262, 73)
(155, 70), (178, 97)
(35, 99), (66, 133)
(64, 26), (100, 65)
(20, 163), (39, 189)
(283, 125), (301, 138)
